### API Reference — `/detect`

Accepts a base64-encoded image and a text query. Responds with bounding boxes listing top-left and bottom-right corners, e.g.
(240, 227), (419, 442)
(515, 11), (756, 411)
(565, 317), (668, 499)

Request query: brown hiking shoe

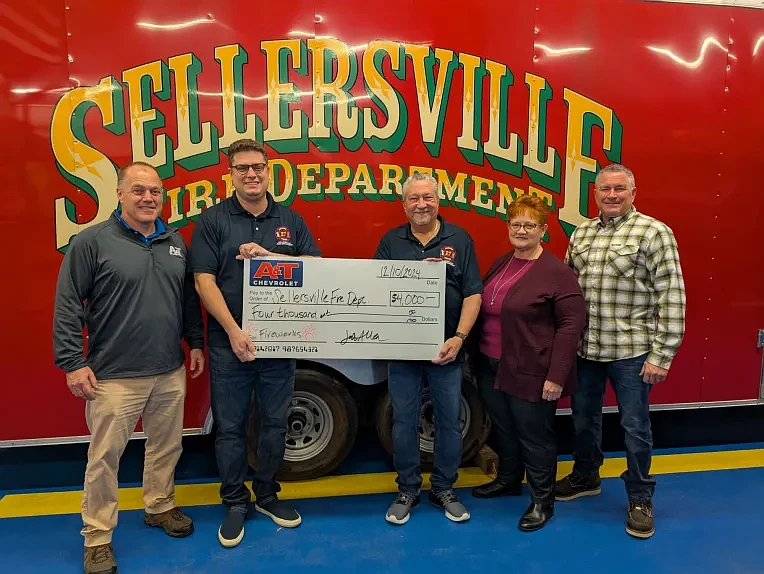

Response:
(84, 543), (117, 574)
(144, 506), (194, 537)
(554, 472), (601, 501)
(626, 499), (655, 539)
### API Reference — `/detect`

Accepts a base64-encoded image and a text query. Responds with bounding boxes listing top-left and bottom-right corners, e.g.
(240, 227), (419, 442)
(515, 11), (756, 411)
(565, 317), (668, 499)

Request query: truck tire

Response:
(373, 377), (490, 469)
(247, 369), (358, 481)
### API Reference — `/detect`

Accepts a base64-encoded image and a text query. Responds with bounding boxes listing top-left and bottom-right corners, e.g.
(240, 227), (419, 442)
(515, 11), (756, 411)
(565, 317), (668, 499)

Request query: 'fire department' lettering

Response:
(49, 39), (622, 252)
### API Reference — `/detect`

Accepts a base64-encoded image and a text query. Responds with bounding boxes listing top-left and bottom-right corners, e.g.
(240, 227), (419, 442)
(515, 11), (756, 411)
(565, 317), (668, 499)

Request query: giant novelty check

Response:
(242, 258), (446, 360)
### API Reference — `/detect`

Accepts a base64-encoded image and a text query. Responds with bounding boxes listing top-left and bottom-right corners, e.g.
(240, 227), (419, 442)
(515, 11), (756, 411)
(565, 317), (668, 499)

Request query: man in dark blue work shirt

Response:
(374, 172), (483, 526)
(190, 139), (321, 548)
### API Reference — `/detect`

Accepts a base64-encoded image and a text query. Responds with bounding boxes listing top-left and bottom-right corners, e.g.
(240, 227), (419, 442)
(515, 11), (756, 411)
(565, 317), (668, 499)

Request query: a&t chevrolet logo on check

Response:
(250, 261), (304, 287)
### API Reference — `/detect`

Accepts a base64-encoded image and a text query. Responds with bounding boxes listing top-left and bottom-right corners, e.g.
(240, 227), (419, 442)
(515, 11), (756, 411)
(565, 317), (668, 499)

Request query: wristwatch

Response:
(454, 332), (467, 342)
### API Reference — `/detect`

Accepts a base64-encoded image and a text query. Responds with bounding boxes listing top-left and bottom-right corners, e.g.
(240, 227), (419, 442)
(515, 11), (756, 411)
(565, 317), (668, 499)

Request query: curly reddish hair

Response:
(507, 194), (548, 225)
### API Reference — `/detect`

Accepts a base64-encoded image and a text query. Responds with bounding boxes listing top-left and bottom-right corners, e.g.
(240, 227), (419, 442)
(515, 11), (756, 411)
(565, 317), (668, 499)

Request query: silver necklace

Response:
(489, 248), (540, 306)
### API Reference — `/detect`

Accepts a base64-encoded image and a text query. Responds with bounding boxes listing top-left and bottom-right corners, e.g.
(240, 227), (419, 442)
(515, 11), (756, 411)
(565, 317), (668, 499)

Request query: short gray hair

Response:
(117, 161), (161, 189)
(402, 172), (438, 199)
(595, 163), (635, 189)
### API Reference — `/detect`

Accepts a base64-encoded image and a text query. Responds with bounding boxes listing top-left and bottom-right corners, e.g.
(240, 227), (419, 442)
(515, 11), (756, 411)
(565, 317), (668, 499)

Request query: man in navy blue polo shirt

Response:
(374, 172), (483, 525)
(190, 139), (321, 548)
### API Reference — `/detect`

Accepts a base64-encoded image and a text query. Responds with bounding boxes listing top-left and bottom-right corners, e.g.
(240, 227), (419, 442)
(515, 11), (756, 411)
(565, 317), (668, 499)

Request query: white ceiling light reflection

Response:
(10, 87), (41, 94)
(197, 91), (269, 101)
(534, 44), (591, 57)
(137, 16), (215, 31)
(195, 90), (370, 104)
(285, 34), (430, 49)
(754, 36), (764, 56)
(318, 94), (370, 104)
(647, 37), (736, 69)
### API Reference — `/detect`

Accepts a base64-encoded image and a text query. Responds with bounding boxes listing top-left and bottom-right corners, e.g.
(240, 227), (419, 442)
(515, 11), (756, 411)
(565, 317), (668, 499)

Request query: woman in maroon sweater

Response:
(469, 195), (586, 532)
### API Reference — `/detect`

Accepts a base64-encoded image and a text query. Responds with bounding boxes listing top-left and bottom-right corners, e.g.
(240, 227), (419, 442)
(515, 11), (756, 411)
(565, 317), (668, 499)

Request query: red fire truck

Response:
(1, 0), (762, 480)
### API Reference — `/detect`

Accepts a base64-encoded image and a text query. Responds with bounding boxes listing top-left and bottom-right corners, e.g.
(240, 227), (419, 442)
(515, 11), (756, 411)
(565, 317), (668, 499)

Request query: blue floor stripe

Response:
(1, 467), (763, 573)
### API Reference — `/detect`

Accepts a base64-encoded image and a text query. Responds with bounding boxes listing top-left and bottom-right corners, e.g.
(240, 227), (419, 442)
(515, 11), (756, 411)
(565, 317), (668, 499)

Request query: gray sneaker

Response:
(385, 492), (420, 525)
(428, 489), (470, 522)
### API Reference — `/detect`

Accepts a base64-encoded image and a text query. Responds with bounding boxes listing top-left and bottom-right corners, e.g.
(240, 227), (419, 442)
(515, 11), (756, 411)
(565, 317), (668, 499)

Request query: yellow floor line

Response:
(1, 449), (763, 519)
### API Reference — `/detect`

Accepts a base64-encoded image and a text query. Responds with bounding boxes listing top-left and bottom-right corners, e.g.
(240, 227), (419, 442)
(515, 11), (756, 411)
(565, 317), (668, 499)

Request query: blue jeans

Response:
(209, 345), (295, 507)
(571, 353), (655, 500)
(387, 360), (463, 495)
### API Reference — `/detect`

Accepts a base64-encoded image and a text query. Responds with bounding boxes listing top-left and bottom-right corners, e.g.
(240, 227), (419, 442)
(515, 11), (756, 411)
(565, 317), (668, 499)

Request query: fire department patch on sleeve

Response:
(440, 245), (456, 265)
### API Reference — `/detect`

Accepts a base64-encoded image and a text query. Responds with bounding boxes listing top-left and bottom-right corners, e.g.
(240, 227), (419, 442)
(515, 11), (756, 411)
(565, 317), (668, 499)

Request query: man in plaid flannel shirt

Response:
(553, 164), (686, 540)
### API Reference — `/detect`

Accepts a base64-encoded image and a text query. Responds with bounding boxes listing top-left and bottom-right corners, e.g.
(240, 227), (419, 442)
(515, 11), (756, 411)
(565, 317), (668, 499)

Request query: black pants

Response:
(475, 353), (558, 504)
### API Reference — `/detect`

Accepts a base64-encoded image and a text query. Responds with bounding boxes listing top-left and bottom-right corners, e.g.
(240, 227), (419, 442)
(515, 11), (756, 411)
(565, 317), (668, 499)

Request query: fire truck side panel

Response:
(0, 0), (762, 444)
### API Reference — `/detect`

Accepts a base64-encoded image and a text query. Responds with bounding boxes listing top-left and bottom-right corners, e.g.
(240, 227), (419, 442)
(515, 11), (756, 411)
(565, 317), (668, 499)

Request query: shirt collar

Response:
(229, 192), (276, 218)
(396, 215), (456, 241)
(598, 206), (636, 230)
(114, 210), (166, 237)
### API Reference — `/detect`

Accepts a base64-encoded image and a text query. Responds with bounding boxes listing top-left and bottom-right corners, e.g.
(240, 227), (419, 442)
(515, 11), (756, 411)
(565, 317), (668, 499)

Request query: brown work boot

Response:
(626, 499), (655, 539)
(84, 543), (117, 574)
(144, 506), (194, 537)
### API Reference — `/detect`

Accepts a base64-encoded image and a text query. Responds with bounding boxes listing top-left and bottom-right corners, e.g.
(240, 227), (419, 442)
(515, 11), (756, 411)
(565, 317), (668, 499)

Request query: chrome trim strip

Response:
(556, 398), (762, 416)
(203, 409), (214, 434)
(0, 428), (205, 448)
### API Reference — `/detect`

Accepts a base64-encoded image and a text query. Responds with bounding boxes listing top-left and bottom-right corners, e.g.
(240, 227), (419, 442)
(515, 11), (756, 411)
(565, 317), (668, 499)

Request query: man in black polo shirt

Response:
(374, 172), (483, 525)
(190, 139), (321, 548)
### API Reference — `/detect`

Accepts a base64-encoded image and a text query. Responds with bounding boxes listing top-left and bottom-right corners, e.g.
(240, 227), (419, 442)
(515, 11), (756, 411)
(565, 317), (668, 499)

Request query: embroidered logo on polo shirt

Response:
(169, 246), (183, 258)
(440, 246), (456, 265)
(275, 226), (294, 247)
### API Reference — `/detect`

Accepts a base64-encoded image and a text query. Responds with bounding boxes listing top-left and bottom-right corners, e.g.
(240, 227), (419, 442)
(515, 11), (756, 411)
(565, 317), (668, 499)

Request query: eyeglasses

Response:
(508, 222), (539, 232)
(232, 163), (267, 175)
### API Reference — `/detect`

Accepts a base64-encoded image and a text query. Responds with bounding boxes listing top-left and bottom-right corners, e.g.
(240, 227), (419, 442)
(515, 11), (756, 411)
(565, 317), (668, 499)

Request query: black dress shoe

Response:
(518, 501), (554, 532)
(472, 478), (523, 499)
